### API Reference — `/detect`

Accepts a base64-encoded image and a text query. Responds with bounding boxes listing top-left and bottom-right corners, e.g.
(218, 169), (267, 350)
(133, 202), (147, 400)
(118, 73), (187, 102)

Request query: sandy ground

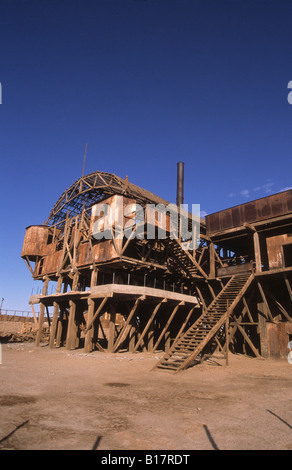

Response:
(0, 321), (292, 451)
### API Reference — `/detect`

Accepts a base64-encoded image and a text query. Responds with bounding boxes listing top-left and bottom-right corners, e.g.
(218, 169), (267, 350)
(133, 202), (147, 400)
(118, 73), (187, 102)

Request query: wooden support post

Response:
(55, 306), (66, 347)
(257, 288), (269, 358)
(153, 301), (182, 351)
(49, 301), (60, 348)
(171, 306), (196, 347)
(35, 277), (50, 346)
(209, 242), (216, 279)
(133, 300), (165, 352)
(284, 274), (292, 301)
(233, 320), (262, 358)
(30, 303), (38, 325)
(148, 321), (155, 352)
(108, 304), (116, 352)
(113, 296), (144, 352)
(72, 271), (79, 291)
(253, 231), (262, 273)
(257, 281), (273, 321)
(49, 276), (63, 348)
(225, 316), (229, 366)
(195, 285), (207, 312)
(84, 297), (108, 334)
(90, 268), (98, 288)
(65, 271), (80, 350)
(66, 300), (77, 349)
(84, 298), (95, 353)
(128, 324), (136, 352)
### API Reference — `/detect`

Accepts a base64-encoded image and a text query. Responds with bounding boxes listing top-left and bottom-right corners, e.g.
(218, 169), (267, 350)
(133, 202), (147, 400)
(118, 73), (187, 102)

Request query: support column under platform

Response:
(38, 283), (201, 354)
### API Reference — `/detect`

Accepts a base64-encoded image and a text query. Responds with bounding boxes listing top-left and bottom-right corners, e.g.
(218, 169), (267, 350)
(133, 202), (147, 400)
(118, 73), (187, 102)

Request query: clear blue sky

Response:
(0, 0), (292, 311)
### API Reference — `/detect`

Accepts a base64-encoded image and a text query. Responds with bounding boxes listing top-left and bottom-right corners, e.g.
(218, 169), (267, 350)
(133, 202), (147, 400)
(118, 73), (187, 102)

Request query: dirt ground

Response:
(0, 321), (292, 451)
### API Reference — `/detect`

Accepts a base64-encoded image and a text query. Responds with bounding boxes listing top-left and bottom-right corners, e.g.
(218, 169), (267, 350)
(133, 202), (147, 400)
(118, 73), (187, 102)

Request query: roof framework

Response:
(46, 170), (174, 226)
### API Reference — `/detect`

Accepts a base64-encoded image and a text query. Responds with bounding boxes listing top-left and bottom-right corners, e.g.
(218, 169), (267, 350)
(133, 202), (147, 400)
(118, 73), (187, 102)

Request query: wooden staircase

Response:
(164, 237), (207, 280)
(153, 273), (254, 373)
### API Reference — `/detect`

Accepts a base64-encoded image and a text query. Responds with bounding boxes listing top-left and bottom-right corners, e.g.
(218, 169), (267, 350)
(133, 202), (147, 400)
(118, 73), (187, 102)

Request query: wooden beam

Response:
(242, 296), (254, 323)
(174, 239), (209, 279)
(49, 275), (63, 348)
(233, 320), (262, 358)
(267, 292), (292, 322)
(84, 296), (108, 334)
(35, 277), (50, 347)
(257, 281), (273, 321)
(55, 308), (65, 348)
(49, 301), (60, 348)
(113, 296), (144, 352)
(30, 303), (38, 325)
(133, 300), (166, 352)
(24, 256), (34, 275)
(153, 301), (182, 351)
(225, 316), (229, 366)
(284, 274), (292, 301)
(253, 231), (262, 273)
(209, 242), (215, 278)
(228, 291), (255, 344)
(84, 298), (95, 353)
(120, 224), (138, 255)
(108, 304), (117, 352)
(170, 306), (196, 348)
(195, 285), (207, 312)
(66, 300), (77, 350)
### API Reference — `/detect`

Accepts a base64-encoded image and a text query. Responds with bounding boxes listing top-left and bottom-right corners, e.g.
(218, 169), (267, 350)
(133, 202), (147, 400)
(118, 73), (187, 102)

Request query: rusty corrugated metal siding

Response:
(206, 190), (292, 235)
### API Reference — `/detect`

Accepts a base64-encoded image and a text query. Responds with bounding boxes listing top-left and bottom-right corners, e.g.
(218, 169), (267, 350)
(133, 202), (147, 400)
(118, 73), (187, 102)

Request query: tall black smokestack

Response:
(176, 162), (184, 206)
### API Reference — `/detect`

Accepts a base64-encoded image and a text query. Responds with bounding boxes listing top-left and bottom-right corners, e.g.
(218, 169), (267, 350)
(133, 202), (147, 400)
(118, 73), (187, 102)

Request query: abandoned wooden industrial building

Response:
(21, 164), (292, 372)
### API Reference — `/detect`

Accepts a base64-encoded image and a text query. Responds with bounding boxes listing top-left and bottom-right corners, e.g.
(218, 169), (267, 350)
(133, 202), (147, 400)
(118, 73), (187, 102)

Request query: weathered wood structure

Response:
(21, 169), (292, 371)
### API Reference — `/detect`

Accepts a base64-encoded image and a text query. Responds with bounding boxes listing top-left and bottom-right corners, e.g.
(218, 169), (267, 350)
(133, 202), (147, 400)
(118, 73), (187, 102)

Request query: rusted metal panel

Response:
(21, 225), (50, 259)
(90, 195), (138, 236)
(266, 322), (292, 358)
(90, 194), (175, 240)
(41, 251), (63, 275)
(76, 242), (93, 267)
(92, 240), (119, 263)
(206, 190), (292, 235)
(266, 234), (287, 269)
